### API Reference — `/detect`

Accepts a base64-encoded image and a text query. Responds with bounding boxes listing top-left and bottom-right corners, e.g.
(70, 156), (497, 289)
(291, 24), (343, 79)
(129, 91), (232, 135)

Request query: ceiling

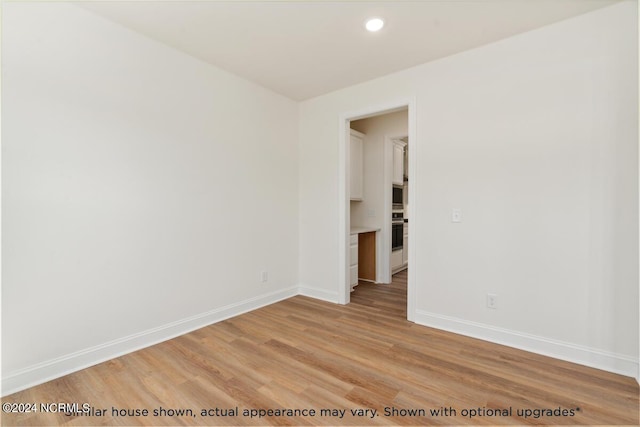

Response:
(78, 0), (621, 101)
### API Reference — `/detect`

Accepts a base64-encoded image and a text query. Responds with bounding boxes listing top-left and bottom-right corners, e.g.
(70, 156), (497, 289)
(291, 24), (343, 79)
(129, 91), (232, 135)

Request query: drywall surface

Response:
(299, 1), (638, 375)
(2, 2), (299, 393)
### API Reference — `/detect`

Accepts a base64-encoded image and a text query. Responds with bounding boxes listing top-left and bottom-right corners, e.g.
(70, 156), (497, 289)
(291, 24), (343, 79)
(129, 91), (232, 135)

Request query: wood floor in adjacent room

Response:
(2, 270), (638, 426)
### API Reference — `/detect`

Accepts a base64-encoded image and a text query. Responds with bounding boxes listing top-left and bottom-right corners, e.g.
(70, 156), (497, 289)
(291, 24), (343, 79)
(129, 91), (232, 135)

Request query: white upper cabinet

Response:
(392, 140), (406, 186)
(350, 129), (364, 201)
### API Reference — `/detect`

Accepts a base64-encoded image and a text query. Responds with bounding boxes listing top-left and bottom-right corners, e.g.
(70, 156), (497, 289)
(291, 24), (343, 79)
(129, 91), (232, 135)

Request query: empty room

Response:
(2, 0), (638, 425)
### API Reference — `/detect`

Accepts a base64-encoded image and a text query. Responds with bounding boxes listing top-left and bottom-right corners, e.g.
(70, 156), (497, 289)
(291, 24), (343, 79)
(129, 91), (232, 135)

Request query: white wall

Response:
(2, 2), (299, 394)
(299, 1), (638, 377)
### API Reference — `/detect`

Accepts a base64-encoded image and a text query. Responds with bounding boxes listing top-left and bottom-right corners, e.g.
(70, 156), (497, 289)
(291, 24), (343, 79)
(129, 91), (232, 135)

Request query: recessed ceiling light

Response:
(365, 18), (384, 32)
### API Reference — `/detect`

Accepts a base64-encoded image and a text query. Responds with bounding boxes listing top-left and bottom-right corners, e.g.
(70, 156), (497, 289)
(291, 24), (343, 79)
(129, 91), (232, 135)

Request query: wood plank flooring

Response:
(2, 270), (638, 426)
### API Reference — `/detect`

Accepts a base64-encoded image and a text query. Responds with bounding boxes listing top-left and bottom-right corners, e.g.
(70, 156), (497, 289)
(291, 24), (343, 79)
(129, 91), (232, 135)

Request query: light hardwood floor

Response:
(2, 270), (638, 426)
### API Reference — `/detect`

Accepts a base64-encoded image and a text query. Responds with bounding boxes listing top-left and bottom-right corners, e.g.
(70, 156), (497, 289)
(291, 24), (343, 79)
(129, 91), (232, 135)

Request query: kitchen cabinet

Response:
(350, 129), (364, 201)
(350, 233), (358, 290)
(392, 140), (406, 186)
(402, 222), (409, 265)
(391, 249), (403, 272)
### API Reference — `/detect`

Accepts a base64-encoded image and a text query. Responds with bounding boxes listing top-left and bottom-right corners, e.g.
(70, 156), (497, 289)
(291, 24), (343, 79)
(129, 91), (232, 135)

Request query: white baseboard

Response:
(2, 286), (298, 396)
(297, 284), (340, 303)
(5, 290), (636, 396)
(414, 309), (639, 379)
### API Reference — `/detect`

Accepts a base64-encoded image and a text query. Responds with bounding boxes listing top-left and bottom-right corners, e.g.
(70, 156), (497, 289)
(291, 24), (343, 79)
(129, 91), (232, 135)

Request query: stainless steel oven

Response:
(392, 212), (403, 251)
(392, 186), (403, 210)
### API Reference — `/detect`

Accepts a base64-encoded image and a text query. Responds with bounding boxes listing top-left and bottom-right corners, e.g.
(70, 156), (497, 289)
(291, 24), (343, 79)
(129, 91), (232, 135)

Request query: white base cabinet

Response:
(402, 223), (409, 265)
(391, 249), (403, 272)
(350, 234), (359, 290)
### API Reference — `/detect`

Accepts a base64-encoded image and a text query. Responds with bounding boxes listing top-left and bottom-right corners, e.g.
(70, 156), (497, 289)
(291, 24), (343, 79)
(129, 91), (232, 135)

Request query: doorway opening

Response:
(338, 98), (416, 322)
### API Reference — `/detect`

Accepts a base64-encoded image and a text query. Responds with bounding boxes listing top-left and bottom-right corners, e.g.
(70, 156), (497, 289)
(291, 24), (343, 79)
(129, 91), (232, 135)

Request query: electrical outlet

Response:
(487, 293), (497, 309)
(261, 271), (268, 283)
(452, 208), (462, 223)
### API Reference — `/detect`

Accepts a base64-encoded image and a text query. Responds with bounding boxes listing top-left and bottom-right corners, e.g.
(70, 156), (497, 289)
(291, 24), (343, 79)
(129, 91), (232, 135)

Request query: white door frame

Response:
(338, 97), (417, 322)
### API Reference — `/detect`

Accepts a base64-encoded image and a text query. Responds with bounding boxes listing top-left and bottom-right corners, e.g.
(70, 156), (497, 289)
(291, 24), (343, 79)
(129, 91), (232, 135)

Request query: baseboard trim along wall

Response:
(1, 286), (299, 397)
(414, 309), (639, 380)
(4, 291), (637, 396)
(297, 284), (340, 303)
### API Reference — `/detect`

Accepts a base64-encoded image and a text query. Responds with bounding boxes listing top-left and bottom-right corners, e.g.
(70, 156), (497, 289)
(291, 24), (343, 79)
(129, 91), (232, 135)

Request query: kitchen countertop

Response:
(350, 226), (380, 235)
